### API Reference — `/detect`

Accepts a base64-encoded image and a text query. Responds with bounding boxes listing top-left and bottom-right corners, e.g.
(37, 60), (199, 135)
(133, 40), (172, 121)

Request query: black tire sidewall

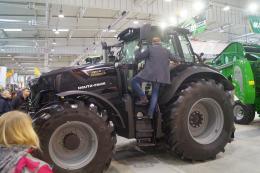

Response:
(234, 101), (255, 124)
(38, 105), (113, 173)
(169, 81), (233, 160)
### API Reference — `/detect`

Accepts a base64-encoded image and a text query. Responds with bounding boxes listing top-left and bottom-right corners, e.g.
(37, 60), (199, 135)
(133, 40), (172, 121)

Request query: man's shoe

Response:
(135, 96), (149, 106)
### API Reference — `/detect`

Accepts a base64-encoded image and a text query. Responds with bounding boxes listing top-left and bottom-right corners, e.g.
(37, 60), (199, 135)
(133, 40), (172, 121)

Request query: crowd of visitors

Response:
(0, 87), (53, 172)
(0, 88), (30, 115)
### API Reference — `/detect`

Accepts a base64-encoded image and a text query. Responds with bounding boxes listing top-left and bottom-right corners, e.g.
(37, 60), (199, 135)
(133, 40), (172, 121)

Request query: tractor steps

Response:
(135, 115), (156, 146)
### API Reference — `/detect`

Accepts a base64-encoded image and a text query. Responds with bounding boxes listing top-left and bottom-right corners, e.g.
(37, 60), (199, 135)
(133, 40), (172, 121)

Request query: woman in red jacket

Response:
(0, 111), (53, 173)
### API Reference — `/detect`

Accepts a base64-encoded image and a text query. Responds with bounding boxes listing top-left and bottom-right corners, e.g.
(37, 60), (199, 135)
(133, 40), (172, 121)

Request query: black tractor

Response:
(28, 25), (235, 173)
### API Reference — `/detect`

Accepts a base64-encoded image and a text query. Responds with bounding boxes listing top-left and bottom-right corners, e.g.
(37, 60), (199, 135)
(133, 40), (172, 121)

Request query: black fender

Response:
(159, 64), (234, 105)
(33, 90), (125, 131)
(57, 90), (125, 128)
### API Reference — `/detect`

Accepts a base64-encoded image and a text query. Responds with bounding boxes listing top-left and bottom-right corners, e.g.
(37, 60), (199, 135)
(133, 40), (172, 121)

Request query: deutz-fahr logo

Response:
(78, 82), (106, 90)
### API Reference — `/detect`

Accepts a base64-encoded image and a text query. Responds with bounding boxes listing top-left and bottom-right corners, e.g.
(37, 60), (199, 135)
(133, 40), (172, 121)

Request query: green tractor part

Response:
(212, 42), (260, 124)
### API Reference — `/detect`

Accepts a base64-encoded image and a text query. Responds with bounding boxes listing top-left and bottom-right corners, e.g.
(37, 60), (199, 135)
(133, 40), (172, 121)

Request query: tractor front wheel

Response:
(38, 102), (116, 173)
(233, 100), (255, 125)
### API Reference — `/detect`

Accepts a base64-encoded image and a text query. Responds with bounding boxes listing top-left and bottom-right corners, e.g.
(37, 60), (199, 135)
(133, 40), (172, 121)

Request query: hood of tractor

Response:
(41, 63), (113, 77)
(30, 63), (118, 97)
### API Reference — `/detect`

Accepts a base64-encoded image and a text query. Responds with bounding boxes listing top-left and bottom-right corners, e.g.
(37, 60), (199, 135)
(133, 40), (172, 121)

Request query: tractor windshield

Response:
(120, 38), (178, 64)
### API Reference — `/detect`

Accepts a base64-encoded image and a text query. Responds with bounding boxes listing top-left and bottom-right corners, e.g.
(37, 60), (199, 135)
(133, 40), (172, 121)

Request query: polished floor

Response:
(107, 118), (260, 173)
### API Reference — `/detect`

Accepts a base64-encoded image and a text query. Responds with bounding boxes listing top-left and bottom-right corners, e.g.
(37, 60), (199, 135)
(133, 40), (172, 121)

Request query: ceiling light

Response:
(51, 48), (55, 52)
(248, 2), (258, 13)
(164, 0), (172, 2)
(133, 20), (139, 25)
(52, 29), (69, 33)
(160, 22), (167, 29)
(58, 12), (64, 18)
(12, 58), (15, 61)
(222, 6), (231, 11)
(193, 1), (206, 12)
(3, 29), (22, 31)
(0, 19), (23, 22)
(109, 29), (116, 33)
(0, 48), (4, 52)
(57, 29), (69, 32)
(179, 9), (188, 19)
(7, 54), (11, 57)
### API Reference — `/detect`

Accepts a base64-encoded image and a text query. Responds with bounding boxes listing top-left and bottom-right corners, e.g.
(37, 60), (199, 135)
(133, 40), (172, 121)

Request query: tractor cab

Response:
(104, 25), (198, 92)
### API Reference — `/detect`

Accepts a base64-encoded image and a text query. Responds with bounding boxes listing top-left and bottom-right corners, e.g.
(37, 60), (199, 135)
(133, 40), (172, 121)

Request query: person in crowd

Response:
(132, 37), (174, 118)
(0, 111), (53, 173)
(11, 88), (30, 110)
(0, 90), (12, 115)
(11, 91), (17, 100)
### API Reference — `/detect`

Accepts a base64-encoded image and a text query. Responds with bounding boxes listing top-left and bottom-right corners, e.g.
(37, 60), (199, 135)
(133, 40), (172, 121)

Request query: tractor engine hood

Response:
(30, 63), (118, 97)
(41, 63), (114, 77)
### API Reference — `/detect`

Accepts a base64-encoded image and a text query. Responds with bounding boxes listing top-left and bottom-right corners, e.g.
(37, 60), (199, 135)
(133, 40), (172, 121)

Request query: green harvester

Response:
(212, 42), (260, 124)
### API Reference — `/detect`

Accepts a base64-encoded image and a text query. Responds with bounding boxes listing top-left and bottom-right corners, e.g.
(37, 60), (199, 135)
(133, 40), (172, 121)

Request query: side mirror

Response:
(195, 52), (205, 63)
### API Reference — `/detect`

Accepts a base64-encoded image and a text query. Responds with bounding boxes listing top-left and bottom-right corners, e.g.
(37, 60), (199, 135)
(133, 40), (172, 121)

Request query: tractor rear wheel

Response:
(233, 100), (255, 125)
(164, 80), (234, 161)
(38, 102), (116, 173)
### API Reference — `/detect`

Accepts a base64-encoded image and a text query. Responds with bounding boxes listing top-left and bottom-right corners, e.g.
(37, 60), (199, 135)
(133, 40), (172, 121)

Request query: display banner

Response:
(34, 67), (41, 77)
(249, 16), (260, 34)
(0, 66), (7, 88)
(6, 69), (14, 78)
(179, 13), (207, 35)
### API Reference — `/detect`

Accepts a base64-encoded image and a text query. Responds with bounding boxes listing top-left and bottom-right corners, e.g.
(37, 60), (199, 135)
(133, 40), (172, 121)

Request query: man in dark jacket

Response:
(0, 90), (12, 115)
(132, 37), (174, 118)
(11, 88), (30, 110)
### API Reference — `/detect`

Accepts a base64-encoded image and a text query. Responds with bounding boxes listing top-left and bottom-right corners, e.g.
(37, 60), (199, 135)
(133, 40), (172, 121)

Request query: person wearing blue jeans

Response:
(132, 36), (174, 118)
(132, 76), (160, 118)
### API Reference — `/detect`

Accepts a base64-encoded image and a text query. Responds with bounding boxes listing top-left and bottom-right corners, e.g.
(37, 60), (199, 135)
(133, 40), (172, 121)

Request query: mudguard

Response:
(33, 90), (125, 131)
(159, 64), (234, 105)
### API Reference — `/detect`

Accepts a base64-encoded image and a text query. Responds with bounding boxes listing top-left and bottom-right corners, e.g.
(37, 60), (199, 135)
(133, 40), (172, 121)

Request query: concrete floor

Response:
(107, 118), (260, 173)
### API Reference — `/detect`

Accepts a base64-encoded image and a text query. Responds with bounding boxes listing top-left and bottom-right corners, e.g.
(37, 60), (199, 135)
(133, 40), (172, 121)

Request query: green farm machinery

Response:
(212, 42), (260, 124)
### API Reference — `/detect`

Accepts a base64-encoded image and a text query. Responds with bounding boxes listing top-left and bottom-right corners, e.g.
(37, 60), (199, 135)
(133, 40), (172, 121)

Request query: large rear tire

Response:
(233, 100), (255, 125)
(163, 80), (234, 161)
(38, 101), (116, 173)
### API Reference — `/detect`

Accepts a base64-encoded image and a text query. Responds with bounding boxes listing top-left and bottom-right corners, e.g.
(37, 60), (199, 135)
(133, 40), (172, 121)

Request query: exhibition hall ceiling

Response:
(0, 0), (259, 74)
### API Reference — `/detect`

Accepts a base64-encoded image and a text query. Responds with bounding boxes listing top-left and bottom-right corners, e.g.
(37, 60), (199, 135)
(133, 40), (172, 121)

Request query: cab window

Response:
(178, 35), (194, 62)
(121, 40), (139, 64)
(161, 38), (175, 54)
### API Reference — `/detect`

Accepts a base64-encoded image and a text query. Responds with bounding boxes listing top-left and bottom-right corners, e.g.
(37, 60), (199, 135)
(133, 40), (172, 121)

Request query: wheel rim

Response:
(188, 98), (224, 145)
(233, 104), (245, 120)
(49, 121), (98, 170)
